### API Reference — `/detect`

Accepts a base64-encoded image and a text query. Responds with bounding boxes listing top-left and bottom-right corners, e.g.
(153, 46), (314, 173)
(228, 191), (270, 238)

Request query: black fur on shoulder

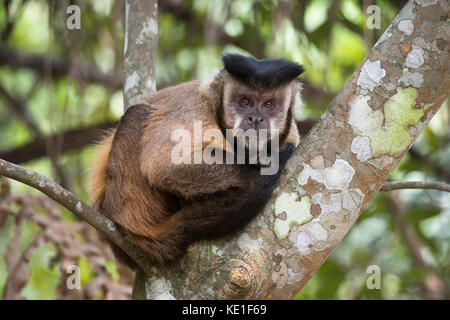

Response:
(222, 54), (304, 89)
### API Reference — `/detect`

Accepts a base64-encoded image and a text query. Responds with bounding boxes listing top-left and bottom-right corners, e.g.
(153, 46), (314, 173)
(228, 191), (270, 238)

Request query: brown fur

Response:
(90, 131), (115, 209)
(90, 72), (300, 267)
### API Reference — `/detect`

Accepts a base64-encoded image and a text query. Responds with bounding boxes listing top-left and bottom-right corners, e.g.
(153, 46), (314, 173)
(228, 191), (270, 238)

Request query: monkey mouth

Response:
(242, 123), (269, 131)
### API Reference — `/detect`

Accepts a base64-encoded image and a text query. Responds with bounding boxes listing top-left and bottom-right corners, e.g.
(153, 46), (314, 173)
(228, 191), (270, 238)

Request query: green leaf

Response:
(78, 255), (95, 288)
(105, 259), (120, 283)
(22, 242), (60, 300)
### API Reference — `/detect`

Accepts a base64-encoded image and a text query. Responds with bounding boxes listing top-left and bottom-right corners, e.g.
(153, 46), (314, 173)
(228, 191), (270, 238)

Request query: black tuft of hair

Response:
(222, 54), (304, 89)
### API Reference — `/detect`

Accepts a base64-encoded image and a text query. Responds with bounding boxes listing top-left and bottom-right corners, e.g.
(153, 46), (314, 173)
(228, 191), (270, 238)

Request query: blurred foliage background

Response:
(0, 0), (448, 300)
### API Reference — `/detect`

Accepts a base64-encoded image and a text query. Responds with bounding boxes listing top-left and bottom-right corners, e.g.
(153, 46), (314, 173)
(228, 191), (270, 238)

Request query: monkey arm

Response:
(141, 162), (245, 201)
(140, 140), (296, 202)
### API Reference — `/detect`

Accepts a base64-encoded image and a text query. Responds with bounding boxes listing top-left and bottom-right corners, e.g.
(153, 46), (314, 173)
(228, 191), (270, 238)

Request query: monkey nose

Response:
(247, 116), (264, 125)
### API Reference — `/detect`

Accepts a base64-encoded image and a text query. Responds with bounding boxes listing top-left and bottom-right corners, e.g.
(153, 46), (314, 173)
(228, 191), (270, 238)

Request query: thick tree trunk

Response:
(132, 0), (449, 299)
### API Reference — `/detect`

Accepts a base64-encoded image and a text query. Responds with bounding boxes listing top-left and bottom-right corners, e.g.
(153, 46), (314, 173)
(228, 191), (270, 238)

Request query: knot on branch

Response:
(221, 259), (255, 299)
(230, 265), (251, 289)
(218, 251), (267, 299)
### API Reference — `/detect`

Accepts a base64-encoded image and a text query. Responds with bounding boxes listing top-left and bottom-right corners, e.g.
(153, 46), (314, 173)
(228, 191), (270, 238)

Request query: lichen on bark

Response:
(123, 0), (158, 109)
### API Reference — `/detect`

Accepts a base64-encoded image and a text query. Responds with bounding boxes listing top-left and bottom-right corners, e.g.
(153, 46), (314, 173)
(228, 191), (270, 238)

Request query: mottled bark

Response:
(123, 0), (158, 109)
(134, 0), (449, 299)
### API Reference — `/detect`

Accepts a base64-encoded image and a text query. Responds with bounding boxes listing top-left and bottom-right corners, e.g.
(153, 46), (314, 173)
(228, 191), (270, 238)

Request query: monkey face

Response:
(222, 80), (293, 145)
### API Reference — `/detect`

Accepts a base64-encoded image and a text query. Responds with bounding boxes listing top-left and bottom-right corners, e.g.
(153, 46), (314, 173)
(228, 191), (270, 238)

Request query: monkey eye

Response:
(263, 101), (273, 109)
(240, 98), (250, 107)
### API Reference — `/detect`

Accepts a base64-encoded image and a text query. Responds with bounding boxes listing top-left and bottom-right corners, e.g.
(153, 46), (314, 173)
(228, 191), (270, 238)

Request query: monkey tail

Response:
(89, 129), (139, 268)
(89, 129), (115, 209)
(88, 129), (180, 268)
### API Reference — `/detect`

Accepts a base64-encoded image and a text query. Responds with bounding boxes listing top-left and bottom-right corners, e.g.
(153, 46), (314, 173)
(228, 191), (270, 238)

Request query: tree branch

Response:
(380, 181), (450, 193)
(0, 159), (154, 275)
(123, 0), (158, 108)
(0, 83), (41, 136)
(0, 46), (123, 89)
(388, 194), (447, 299)
(0, 82), (72, 189)
(0, 0), (29, 41)
(0, 121), (117, 164)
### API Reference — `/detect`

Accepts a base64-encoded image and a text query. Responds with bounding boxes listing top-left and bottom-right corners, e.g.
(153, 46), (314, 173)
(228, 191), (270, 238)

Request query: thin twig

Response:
(0, 121), (117, 164)
(380, 181), (450, 193)
(0, 83), (41, 136)
(0, 47), (123, 89)
(388, 194), (446, 299)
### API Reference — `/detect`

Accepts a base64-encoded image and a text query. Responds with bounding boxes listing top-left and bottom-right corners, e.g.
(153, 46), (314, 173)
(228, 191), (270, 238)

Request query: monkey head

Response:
(217, 54), (304, 150)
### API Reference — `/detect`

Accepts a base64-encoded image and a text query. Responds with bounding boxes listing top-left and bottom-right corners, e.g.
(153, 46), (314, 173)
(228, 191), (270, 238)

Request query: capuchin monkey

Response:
(90, 54), (304, 268)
